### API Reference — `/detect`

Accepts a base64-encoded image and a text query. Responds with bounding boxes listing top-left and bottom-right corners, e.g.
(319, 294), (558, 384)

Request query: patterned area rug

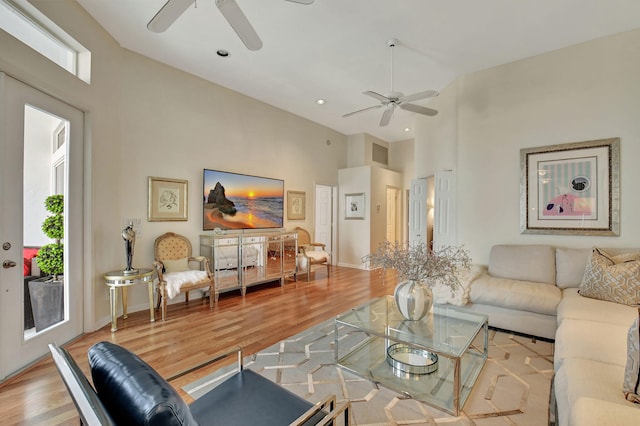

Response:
(184, 320), (554, 425)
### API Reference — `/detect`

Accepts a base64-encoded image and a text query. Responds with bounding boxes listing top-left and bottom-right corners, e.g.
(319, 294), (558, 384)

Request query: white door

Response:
(408, 178), (428, 246)
(0, 73), (84, 380)
(314, 184), (333, 263)
(433, 170), (456, 251)
(386, 187), (401, 243)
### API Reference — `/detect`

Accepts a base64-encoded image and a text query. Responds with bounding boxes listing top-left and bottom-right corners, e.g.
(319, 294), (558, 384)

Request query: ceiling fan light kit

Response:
(147, 0), (314, 51)
(343, 38), (439, 127)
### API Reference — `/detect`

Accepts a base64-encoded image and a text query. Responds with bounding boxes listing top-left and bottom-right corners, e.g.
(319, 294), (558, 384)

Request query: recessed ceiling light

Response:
(403, 127), (411, 132)
(217, 49), (229, 57)
(315, 99), (325, 105)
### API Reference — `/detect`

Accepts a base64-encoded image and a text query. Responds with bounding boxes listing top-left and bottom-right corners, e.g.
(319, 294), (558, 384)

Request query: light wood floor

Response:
(0, 266), (394, 425)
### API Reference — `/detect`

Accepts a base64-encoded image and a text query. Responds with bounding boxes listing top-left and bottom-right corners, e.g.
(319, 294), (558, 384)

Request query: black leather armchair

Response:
(50, 342), (350, 425)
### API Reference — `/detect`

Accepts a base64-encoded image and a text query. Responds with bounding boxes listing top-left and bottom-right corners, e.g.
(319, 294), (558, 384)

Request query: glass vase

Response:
(393, 280), (433, 321)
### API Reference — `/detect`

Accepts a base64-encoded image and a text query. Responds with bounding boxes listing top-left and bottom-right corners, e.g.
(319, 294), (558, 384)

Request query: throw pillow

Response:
(579, 248), (640, 306)
(623, 308), (640, 403)
(162, 257), (189, 273)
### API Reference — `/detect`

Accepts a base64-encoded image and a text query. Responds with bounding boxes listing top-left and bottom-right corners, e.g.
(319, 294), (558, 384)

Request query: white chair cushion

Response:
(156, 270), (209, 299)
(305, 250), (328, 262)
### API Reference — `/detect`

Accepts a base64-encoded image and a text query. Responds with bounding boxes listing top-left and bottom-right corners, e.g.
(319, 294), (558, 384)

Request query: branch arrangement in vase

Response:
(363, 241), (471, 290)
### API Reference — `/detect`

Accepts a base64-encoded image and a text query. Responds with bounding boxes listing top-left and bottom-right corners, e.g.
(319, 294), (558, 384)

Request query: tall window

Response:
(0, 0), (91, 83)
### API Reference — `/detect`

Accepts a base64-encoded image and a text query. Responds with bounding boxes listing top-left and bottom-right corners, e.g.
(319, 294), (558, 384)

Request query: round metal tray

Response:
(386, 343), (439, 376)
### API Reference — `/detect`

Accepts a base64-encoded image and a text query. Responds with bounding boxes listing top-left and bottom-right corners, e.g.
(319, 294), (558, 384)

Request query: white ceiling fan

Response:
(343, 38), (439, 127)
(147, 0), (314, 51)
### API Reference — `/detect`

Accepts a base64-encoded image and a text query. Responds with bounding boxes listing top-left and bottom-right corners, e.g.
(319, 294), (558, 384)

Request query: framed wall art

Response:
(345, 193), (365, 220)
(148, 176), (188, 221)
(520, 137), (619, 236)
(287, 190), (305, 220)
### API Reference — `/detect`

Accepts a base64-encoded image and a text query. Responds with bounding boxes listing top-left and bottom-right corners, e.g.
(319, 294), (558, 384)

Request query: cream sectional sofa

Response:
(461, 244), (640, 425)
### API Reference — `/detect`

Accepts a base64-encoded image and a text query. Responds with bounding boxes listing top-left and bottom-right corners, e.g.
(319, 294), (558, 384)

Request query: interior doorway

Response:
(386, 186), (401, 243)
(314, 184), (335, 263)
(0, 73), (84, 380)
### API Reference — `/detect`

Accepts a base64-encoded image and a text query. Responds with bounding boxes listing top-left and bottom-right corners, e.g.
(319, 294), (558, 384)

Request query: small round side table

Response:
(104, 268), (155, 332)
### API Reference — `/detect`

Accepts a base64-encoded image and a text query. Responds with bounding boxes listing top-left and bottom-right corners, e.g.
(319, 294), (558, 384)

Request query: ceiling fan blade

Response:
(399, 90), (439, 103)
(216, 0), (263, 51)
(147, 0), (195, 33)
(342, 104), (382, 118)
(363, 91), (391, 102)
(379, 105), (395, 127)
(285, 0), (315, 4)
(400, 103), (438, 116)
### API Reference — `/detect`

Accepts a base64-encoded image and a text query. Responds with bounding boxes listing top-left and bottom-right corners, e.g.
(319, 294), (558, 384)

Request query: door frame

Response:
(0, 73), (85, 380)
(314, 183), (337, 264)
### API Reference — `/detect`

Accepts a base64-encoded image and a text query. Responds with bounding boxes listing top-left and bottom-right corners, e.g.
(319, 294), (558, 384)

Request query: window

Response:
(0, 0), (91, 83)
(52, 120), (67, 195)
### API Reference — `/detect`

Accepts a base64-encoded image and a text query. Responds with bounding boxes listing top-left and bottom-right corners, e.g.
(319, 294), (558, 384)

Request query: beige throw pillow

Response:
(624, 308), (640, 403)
(579, 248), (640, 306)
(163, 257), (189, 273)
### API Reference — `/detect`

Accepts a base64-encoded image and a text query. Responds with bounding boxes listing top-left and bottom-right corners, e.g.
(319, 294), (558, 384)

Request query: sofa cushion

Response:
(555, 359), (638, 426)
(469, 274), (561, 316)
(570, 397), (640, 426)
(433, 264), (486, 306)
(623, 308), (640, 403)
(579, 248), (640, 306)
(555, 247), (591, 289)
(488, 245), (556, 284)
(88, 341), (197, 426)
(557, 289), (637, 327)
(555, 319), (630, 369)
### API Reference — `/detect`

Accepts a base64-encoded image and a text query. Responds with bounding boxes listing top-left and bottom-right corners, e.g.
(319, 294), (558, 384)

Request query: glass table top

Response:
(336, 296), (488, 358)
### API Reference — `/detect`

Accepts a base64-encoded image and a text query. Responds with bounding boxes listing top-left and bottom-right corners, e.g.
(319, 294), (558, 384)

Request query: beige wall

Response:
(338, 165), (402, 268)
(1, 0), (347, 329)
(415, 29), (640, 264)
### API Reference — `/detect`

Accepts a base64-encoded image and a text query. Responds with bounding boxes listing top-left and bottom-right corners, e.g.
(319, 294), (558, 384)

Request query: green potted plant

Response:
(29, 194), (64, 332)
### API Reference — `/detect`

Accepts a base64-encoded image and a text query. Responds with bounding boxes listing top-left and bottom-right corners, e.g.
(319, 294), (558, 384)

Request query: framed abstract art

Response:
(520, 138), (619, 236)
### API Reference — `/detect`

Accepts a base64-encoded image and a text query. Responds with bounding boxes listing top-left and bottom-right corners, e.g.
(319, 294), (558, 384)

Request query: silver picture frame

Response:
(520, 138), (620, 236)
(345, 193), (365, 220)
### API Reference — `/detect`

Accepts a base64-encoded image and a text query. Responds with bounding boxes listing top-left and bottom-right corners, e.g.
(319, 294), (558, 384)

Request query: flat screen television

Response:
(203, 169), (284, 231)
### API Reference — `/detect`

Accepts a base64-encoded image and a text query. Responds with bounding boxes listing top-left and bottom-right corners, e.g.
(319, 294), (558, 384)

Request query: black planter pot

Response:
(28, 277), (64, 332)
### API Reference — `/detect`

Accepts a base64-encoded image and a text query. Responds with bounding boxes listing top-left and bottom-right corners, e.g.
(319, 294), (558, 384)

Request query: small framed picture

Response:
(287, 191), (305, 220)
(345, 193), (365, 220)
(148, 177), (188, 221)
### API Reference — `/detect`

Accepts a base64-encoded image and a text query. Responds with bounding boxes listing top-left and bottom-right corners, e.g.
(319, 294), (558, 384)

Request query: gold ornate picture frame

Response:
(148, 176), (188, 221)
(287, 190), (305, 220)
(520, 138), (619, 236)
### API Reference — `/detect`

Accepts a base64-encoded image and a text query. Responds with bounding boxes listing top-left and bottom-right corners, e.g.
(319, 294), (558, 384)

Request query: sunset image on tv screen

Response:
(203, 169), (284, 230)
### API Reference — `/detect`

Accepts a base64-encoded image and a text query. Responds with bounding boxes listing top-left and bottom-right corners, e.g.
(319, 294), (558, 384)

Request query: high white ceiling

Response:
(76, 0), (640, 142)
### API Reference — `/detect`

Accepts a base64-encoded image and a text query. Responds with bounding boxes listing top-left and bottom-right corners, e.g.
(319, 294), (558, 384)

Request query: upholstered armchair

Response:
(154, 232), (214, 321)
(294, 227), (330, 281)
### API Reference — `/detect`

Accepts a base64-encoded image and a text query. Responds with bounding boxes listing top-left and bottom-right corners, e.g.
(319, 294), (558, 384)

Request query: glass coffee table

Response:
(335, 296), (488, 415)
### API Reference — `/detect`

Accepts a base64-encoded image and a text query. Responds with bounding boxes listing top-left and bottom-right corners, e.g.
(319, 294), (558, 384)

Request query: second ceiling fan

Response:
(147, 0), (314, 51)
(343, 39), (439, 127)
